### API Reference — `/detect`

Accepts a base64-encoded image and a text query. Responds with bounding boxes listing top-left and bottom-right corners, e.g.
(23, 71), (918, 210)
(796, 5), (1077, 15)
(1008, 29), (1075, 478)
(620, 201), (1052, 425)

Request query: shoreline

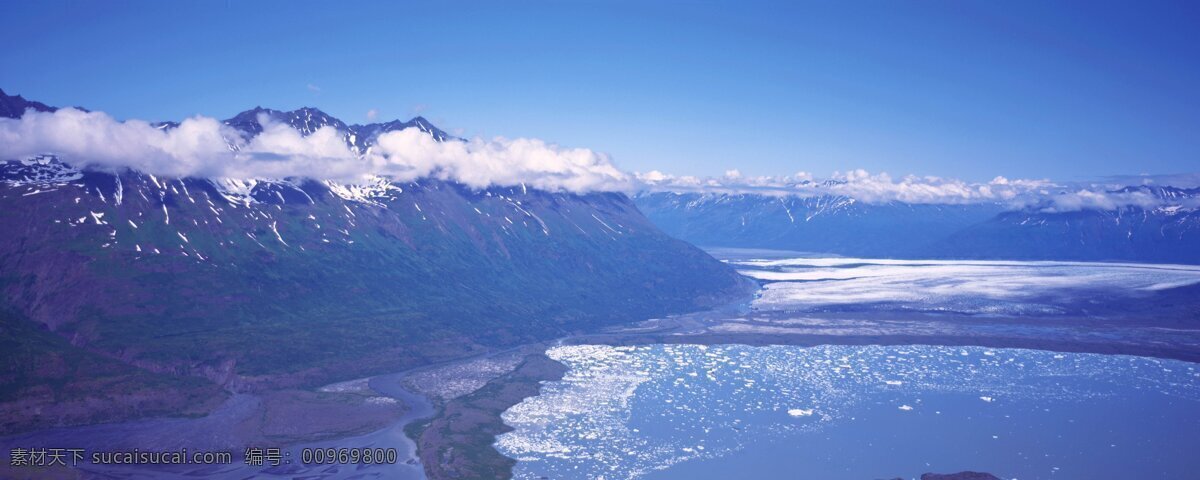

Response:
(407, 349), (567, 479)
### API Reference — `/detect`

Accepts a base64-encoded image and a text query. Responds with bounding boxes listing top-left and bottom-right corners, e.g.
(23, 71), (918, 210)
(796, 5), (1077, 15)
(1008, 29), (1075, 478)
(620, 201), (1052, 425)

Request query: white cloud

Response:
(636, 170), (671, 184)
(368, 129), (630, 192)
(0, 108), (233, 178)
(366, 109), (379, 121)
(0, 108), (631, 194)
(1027, 189), (1165, 213)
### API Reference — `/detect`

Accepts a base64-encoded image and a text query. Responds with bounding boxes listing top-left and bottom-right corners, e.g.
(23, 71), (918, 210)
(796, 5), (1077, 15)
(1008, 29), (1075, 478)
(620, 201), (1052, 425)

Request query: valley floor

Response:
(4, 255), (1200, 479)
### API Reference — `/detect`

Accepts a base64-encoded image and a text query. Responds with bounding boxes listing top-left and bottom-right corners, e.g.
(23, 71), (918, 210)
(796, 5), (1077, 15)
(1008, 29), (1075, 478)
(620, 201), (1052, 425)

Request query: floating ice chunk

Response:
(980, 396), (995, 402)
(898, 405), (914, 411)
(787, 408), (814, 417)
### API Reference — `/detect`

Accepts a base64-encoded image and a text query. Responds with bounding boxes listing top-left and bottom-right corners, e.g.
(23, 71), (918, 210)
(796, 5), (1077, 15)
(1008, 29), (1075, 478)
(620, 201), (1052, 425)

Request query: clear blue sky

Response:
(3, 0), (1198, 181)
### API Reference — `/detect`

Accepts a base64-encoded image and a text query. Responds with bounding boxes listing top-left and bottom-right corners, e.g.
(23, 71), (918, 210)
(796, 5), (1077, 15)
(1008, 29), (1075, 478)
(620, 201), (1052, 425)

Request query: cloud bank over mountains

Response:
(0, 106), (1194, 211)
(0, 107), (632, 194)
(635, 168), (1199, 212)
(637, 168), (1054, 205)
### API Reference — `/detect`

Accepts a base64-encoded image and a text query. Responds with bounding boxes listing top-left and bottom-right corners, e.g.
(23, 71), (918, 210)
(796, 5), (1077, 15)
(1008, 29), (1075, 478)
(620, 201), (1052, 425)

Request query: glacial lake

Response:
(496, 344), (1200, 480)
(496, 258), (1200, 479)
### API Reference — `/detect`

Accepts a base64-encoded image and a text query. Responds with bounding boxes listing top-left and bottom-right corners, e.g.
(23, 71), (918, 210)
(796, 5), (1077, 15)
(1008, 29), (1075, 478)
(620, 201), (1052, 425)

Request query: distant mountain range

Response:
(932, 185), (1200, 263)
(0, 89), (748, 432)
(635, 186), (1200, 263)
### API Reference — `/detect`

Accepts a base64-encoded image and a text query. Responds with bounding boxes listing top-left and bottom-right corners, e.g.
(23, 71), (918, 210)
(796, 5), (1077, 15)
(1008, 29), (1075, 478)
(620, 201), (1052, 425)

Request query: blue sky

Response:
(3, 0), (1198, 182)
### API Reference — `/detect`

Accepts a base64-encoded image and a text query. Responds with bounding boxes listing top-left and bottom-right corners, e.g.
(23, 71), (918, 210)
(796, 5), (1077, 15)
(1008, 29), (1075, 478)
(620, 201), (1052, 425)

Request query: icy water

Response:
(496, 344), (1200, 480)
(497, 258), (1200, 480)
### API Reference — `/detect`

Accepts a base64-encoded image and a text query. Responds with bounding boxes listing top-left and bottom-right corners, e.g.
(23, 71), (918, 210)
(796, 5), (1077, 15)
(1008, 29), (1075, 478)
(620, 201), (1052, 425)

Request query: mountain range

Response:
(635, 186), (1200, 263)
(0, 89), (749, 433)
